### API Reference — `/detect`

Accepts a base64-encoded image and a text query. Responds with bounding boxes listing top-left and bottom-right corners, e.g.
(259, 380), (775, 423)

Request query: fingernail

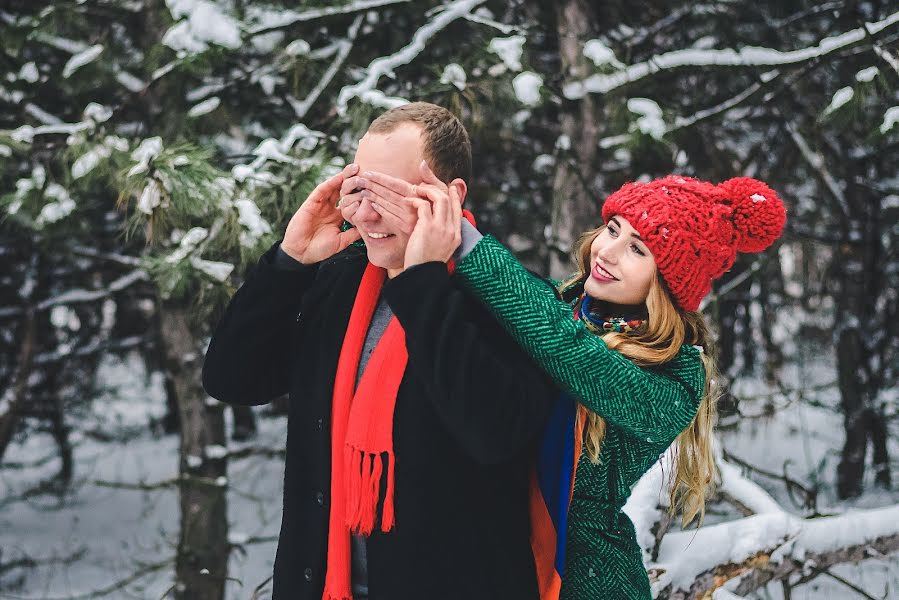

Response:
(356, 177), (367, 186)
(372, 203), (380, 211)
(361, 190), (370, 199)
(348, 163), (359, 172)
(362, 171), (373, 177)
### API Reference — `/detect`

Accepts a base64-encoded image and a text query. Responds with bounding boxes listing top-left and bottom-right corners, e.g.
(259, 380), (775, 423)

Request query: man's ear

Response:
(449, 178), (468, 205)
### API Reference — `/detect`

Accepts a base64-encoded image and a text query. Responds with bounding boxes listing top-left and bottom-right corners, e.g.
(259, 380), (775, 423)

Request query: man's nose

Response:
(354, 197), (380, 221)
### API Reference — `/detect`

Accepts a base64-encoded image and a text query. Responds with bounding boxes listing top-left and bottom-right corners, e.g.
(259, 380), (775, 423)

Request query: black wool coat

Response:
(202, 241), (556, 600)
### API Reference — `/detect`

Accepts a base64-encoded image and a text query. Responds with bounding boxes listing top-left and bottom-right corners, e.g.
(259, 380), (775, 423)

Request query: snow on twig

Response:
(288, 15), (363, 119)
(36, 271), (148, 312)
(564, 11), (899, 98)
(336, 0), (486, 114)
(462, 10), (517, 34)
(872, 42), (899, 75)
(248, 0), (411, 35)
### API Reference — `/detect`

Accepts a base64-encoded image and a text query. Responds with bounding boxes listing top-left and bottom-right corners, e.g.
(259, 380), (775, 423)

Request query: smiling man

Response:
(338, 111), (467, 276)
(202, 103), (555, 600)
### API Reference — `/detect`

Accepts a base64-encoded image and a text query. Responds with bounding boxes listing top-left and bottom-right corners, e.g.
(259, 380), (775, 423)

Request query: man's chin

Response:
(363, 244), (405, 271)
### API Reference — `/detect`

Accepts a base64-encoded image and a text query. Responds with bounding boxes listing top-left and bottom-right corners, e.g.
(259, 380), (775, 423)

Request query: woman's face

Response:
(583, 216), (657, 306)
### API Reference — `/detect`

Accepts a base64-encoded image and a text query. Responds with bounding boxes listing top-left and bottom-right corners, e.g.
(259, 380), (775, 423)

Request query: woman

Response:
(345, 164), (787, 599)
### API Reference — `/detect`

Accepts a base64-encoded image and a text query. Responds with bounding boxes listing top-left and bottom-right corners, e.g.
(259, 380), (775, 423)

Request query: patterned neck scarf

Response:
(576, 294), (645, 335)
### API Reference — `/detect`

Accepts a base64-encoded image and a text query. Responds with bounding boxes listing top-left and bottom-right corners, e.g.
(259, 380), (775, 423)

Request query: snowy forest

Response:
(1, 0), (897, 598)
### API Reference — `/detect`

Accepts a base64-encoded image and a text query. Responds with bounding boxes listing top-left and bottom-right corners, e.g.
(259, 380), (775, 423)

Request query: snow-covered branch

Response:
(624, 454), (674, 562)
(564, 11), (899, 98)
(599, 78), (768, 149)
(248, 0), (411, 35)
(716, 455), (785, 516)
(336, 0), (486, 114)
(652, 504), (899, 599)
(33, 334), (151, 366)
(287, 14), (363, 119)
(35, 270), (148, 312)
(68, 245), (143, 267)
(872, 40), (899, 75)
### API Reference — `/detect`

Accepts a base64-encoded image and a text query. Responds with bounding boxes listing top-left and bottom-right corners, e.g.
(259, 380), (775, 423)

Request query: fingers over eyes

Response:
(360, 171), (415, 197)
(340, 175), (367, 196)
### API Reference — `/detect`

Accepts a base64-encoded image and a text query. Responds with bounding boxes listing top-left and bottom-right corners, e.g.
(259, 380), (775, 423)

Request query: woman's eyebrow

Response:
(610, 217), (643, 240)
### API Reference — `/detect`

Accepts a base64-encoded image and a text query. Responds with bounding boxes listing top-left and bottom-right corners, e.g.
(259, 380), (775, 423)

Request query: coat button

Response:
(295, 311), (303, 322)
(304, 567), (313, 582)
(315, 417), (323, 431)
(315, 491), (324, 506)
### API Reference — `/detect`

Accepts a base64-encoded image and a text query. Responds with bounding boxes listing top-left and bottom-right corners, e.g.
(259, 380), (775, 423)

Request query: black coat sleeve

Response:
(382, 262), (556, 465)
(202, 241), (318, 405)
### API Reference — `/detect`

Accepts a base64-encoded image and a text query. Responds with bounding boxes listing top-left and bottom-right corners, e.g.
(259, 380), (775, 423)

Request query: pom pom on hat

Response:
(600, 174), (787, 311)
(717, 177), (786, 253)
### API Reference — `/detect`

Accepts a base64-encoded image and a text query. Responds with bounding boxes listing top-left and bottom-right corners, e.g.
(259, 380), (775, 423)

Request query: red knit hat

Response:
(601, 175), (786, 311)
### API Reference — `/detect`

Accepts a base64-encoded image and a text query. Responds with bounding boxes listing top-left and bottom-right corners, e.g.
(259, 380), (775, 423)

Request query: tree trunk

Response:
(0, 308), (36, 463)
(231, 405), (257, 441)
(159, 306), (229, 600)
(548, 0), (602, 279)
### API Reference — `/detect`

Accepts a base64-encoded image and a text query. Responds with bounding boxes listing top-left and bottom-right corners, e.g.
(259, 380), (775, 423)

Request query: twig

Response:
(0, 557), (173, 600)
(720, 449), (819, 514)
(782, 118), (850, 219)
(0, 548), (87, 576)
(818, 568), (886, 600)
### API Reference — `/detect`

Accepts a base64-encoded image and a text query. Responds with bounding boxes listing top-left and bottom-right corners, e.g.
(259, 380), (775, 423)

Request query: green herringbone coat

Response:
(456, 236), (706, 600)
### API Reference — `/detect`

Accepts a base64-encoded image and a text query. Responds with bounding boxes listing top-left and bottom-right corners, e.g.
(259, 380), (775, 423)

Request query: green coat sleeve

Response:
(456, 235), (705, 444)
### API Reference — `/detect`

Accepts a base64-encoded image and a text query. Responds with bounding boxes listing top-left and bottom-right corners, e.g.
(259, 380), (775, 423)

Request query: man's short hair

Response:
(368, 102), (472, 183)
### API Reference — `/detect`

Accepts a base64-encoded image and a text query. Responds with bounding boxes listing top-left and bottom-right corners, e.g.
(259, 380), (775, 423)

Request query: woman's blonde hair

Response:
(560, 226), (720, 527)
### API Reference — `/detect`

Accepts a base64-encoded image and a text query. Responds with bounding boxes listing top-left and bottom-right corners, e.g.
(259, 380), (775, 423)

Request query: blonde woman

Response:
(347, 164), (786, 599)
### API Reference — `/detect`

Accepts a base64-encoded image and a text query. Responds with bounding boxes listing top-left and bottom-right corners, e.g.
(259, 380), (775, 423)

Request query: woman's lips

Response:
(591, 263), (618, 282)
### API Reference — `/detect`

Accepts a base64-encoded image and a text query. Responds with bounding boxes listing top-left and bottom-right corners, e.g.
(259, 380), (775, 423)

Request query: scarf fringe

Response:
(345, 447), (395, 535)
(322, 588), (353, 600)
(381, 451), (396, 532)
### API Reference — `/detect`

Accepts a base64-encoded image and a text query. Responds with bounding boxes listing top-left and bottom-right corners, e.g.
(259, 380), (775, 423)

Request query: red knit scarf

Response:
(323, 212), (474, 600)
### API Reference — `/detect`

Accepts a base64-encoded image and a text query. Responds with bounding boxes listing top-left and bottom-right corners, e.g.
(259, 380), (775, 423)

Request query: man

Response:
(202, 102), (554, 600)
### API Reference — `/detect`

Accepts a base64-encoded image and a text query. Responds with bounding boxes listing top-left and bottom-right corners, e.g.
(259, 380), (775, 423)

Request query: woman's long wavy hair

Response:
(560, 225), (721, 527)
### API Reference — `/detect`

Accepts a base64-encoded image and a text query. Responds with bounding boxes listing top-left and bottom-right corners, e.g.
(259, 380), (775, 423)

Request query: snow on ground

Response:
(1, 339), (897, 598)
(0, 352), (284, 599)
(711, 342), (899, 598)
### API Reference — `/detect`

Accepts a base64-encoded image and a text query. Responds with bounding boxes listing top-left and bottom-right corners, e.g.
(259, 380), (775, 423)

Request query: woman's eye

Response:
(632, 244), (644, 256)
(608, 227), (618, 237)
